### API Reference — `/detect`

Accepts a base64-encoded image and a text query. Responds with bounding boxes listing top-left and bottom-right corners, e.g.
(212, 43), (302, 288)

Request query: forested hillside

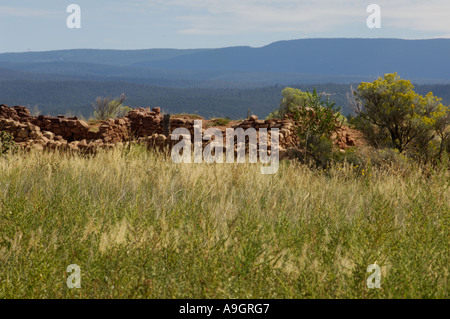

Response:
(1, 38), (450, 119)
(1, 78), (449, 119)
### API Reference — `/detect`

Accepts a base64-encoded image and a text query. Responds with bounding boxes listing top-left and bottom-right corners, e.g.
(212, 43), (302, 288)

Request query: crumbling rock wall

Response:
(126, 107), (163, 136)
(1, 104), (356, 154)
(31, 115), (94, 142)
(0, 105), (33, 122)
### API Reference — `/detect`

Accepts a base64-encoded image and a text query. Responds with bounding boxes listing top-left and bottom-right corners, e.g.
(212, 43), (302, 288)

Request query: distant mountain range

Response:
(0, 38), (449, 118)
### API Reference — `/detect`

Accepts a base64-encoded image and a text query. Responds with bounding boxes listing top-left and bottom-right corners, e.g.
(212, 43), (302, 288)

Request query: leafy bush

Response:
(208, 117), (231, 127)
(369, 148), (410, 168)
(291, 88), (344, 168)
(296, 133), (334, 168)
(294, 89), (342, 140)
(93, 93), (130, 120)
(267, 87), (309, 119)
(332, 147), (365, 168)
(349, 116), (392, 149)
(0, 131), (16, 155)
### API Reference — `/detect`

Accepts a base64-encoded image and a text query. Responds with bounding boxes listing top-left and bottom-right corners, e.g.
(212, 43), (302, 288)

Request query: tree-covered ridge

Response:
(2, 39), (450, 81)
(1, 78), (450, 120)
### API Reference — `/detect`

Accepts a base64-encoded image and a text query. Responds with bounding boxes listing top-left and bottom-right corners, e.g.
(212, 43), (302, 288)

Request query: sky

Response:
(0, 0), (449, 53)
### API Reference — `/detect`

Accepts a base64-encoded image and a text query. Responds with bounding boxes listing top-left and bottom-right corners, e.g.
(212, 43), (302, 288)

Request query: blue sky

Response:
(1, 0), (449, 53)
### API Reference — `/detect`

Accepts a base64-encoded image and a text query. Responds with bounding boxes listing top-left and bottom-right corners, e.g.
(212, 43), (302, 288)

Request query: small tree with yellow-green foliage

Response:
(353, 73), (449, 162)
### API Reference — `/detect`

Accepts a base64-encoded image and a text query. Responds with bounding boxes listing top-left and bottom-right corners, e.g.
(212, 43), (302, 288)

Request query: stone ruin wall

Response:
(1, 104), (355, 154)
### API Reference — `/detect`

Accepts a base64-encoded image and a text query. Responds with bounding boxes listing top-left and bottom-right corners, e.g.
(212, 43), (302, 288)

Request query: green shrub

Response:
(350, 116), (392, 149)
(267, 87), (309, 119)
(294, 88), (342, 139)
(370, 148), (410, 168)
(291, 88), (344, 168)
(0, 131), (16, 155)
(331, 147), (365, 168)
(298, 133), (334, 168)
(93, 93), (130, 120)
(208, 117), (231, 127)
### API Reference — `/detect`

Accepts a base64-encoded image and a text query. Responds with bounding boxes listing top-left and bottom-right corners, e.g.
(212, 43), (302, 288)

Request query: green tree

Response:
(353, 73), (450, 155)
(291, 88), (343, 167)
(410, 93), (450, 163)
(93, 93), (130, 120)
(294, 88), (342, 141)
(267, 87), (309, 119)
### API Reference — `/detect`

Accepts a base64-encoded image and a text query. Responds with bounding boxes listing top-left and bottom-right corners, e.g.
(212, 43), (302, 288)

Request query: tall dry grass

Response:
(0, 145), (448, 298)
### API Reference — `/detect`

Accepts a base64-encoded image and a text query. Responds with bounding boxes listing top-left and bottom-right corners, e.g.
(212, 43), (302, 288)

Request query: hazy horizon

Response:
(2, 37), (450, 55)
(1, 0), (450, 53)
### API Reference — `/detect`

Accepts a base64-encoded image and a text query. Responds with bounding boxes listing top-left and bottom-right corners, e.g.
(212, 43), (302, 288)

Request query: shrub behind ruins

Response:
(93, 93), (131, 120)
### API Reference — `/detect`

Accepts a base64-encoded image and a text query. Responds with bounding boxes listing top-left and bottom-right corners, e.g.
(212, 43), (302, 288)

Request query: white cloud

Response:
(380, 1), (450, 33)
(0, 6), (57, 17)
(142, 0), (450, 36)
(163, 0), (364, 34)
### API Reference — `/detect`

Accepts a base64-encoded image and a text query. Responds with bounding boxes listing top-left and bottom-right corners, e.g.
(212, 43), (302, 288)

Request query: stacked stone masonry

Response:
(1, 104), (355, 154)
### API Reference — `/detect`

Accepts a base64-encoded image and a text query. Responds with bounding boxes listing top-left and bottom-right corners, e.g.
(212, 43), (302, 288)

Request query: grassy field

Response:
(0, 146), (448, 298)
